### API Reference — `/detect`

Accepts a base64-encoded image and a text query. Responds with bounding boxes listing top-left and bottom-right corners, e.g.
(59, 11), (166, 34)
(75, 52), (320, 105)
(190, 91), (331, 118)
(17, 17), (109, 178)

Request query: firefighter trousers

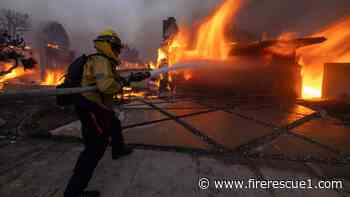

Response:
(64, 95), (124, 197)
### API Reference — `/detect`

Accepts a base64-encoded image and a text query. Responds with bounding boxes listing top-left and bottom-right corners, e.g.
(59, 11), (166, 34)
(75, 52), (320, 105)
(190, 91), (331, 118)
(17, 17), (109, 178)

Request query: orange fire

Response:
(167, 0), (242, 63)
(297, 17), (350, 99)
(0, 63), (34, 89)
(184, 71), (192, 80)
(116, 86), (145, 99)
(41, 69), (65, 86)
(267, 32), (299, 57)
(152, 0), (350, 100)
(153, 0), (243, 82)
(0, 63), (65, 87)
(47, 43), (60, 49)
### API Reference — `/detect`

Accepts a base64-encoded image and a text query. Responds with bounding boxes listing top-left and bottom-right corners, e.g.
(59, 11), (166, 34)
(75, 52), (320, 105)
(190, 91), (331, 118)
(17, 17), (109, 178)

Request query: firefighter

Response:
(64, 29), (132, 197)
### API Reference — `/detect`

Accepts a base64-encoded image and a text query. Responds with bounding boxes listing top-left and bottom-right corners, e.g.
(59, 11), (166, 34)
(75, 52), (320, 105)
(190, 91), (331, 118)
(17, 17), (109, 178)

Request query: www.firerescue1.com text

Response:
(198, 177), (343, 190)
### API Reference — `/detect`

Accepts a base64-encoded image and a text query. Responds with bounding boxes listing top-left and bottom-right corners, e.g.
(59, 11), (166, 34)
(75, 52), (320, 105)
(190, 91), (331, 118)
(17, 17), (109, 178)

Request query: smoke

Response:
(0, 0), (219, 61)
(236, 0), (350, 38)
(1, 0), (350, 61)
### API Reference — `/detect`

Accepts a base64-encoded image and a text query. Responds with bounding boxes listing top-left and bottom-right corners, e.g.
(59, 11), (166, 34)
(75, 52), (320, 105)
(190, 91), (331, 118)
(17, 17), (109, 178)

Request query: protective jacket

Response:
(81, 40), (123, 108)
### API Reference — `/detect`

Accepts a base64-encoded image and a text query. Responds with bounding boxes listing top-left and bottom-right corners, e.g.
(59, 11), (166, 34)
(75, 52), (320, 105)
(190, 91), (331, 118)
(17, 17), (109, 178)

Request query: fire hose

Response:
(0, 61), (201, 98)
(0, 69), (160, 98)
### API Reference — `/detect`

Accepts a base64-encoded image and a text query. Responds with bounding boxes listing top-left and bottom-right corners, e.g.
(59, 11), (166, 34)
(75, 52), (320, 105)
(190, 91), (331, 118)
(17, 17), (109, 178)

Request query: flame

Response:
(149, 0), (350, 100)
(41, 69), (65, 86)
(267, 32), (298, 57)
(184, 71), (192, 80)
(191, 0), (242, 60)
(117, 86), (145, 99)
(0, 63), (34, 89)
(167, 0), (242, 63)
(124, 91), (145, 97)
(157, 48), (167, 65)
(152, 0), (243, 83)
(297, 17), (350, 99)
(123, 87), (133, 91)
(47, 43), (60, 49)
(0, 63), (65, 88)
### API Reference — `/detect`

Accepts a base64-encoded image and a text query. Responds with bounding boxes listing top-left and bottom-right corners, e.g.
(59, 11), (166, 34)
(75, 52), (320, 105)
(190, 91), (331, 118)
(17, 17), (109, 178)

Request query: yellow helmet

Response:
(94, 29), (123, 60)
(98, 29), (119, 38)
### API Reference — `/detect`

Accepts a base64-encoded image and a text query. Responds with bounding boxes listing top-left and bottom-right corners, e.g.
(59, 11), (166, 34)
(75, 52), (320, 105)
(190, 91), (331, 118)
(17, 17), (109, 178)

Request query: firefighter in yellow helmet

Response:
(64, 29), (132, 197)
(82, 29), (123, 107)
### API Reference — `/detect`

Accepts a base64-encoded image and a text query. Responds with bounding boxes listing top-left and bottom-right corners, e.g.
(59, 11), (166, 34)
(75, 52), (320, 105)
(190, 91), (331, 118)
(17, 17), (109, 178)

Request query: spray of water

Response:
(149, 60), (243, 78)
(150, 62), (201, 78)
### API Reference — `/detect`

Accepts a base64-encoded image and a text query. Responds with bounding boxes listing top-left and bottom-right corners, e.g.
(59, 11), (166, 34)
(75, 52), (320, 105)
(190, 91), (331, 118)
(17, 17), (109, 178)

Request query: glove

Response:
(119, 77), (130, 87)
(128, 71), (151, 82)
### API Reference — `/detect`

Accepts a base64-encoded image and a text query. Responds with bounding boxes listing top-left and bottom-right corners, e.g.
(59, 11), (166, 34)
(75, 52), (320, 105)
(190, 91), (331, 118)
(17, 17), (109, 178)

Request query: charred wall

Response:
(37, 21), (74, 78)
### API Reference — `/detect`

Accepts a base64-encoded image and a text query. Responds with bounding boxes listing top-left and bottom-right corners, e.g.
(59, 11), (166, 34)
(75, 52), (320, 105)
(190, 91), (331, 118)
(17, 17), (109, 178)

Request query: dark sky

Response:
(236, 0), (350, 37)
(1, 0), (350, 61)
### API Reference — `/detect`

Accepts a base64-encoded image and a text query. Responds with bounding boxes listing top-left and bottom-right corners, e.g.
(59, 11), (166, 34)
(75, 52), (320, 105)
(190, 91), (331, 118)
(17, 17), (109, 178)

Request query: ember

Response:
(47, 43), (60, 49)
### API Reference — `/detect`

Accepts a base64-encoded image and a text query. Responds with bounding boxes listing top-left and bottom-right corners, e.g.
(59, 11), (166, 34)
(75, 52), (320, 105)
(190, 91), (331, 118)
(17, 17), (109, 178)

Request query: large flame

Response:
(159, 0), (243, 66)
(151, 0), (242, 89)
(190, 0), (242, 60)
(0, 64), (65, 88)
(152, 0), (350, 100)
(0, 63), (34, 89)
(298, 17), (350, 99)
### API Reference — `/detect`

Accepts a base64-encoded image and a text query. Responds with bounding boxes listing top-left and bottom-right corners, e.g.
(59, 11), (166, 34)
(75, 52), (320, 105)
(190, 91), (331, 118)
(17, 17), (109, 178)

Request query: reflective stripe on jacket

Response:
(81, 55), (122, 108)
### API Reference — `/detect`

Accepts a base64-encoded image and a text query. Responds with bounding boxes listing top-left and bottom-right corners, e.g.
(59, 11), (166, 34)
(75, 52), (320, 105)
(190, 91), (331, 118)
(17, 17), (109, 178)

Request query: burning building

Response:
(163, 17), (179, 41)
(36, 21), (74, 85)
(297, 17), (350, 99)
(152, 0), (350, 101)
(156, 18), (310, 99)
(322, 63), (350, 100)
(0, 20), (74, 88)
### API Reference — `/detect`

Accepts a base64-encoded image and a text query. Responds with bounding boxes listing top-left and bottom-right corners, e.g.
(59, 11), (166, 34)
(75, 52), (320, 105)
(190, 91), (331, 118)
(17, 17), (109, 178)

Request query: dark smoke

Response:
(1, 0), (349, 61)
(237, 0), (350, 38)
(0, 0), (219, 61)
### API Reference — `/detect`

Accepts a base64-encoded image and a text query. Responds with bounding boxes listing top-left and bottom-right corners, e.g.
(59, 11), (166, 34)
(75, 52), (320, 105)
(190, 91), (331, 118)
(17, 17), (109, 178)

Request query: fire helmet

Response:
(94, 29), (123, 60)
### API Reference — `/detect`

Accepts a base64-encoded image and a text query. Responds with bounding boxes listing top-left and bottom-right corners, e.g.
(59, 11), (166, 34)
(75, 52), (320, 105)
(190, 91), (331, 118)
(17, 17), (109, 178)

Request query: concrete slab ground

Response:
(253, 134), (339, 161)
(232, 105), (310, 128)
(292, 117), (350, 154)
(182, 111), (275, 150)
(121, 108), (167, 127)
(124, 120), (210, 149)
(3, 96), (350, 197)
(0, 139), (346, 197)
(153, 100), (211, 116)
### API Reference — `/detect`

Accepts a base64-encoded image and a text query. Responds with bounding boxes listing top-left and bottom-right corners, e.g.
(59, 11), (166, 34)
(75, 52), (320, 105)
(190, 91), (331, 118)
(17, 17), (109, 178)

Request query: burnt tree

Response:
(0, 9), (31, 38)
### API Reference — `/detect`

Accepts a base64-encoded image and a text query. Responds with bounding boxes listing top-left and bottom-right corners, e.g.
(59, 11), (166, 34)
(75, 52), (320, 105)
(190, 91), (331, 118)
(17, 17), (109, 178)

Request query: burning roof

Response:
(229, 37), (327, 56)
(150, 0), (350, 100)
